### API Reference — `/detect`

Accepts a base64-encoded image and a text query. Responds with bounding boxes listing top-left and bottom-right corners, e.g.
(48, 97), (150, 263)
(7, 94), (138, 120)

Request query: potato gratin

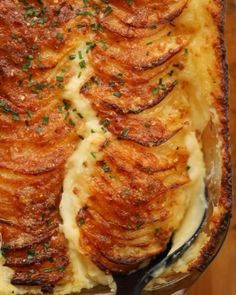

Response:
(0, 0), (231, 294)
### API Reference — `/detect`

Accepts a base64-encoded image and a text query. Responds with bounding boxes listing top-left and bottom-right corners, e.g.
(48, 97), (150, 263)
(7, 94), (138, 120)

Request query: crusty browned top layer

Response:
(0, 0), (193, 291)
(77, 0), (191, 273)
(0, 0), (83, 291)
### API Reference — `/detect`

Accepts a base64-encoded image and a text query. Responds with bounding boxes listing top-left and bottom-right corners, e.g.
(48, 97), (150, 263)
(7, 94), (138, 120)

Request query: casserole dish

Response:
(0, 0), (232, 294)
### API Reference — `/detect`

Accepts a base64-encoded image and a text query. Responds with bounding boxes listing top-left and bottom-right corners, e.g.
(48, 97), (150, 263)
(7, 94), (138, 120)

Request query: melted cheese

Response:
(146, 132), (206, 289)
(170, 132), (206, 253)
(0, 257), (16, 295)
(57, 40), (114, 294)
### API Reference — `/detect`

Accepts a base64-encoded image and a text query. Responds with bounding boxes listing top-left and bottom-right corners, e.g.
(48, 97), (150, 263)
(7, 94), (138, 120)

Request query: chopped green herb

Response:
(113, 91), (121, 98)
(12, 113), (20, 121)
(1, 244), (11, 250)
(42, 116), (49, 125)
(63, 99), (71, 110)
(69, 54), (76, 60)
(90, 23), (102, 31)
(86, 41), (96, 52)
(68, 119), (75, 126)
(0, 99), (20, 122)
(27, 249), (36, 259)
(103, 6), (113, 16)
(27, 110), (33, 117)
(152, 86), (159, 95)
(56, 32), (64, 40)
(120, 128), (129, 137)
(78, 51), (83, 59)
(76, 9), (94, 17)
(100, 118), (110, 127)
(22, 55), (33, 72)
(77, 112), (84, 118)
(56, 76), (64, 82)
(79, 60), (86, 69)
(101, 161), (111, 173)
(43, 242), (49, 249)
(90, 151), (96, 159)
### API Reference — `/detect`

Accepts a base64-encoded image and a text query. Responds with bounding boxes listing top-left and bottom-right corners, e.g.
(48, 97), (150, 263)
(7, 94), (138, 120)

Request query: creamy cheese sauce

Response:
(149, 132), (206, 281)
(56, 40), (114, 294)
(0, 257), (17, 295)
(170, 132), (207, 254)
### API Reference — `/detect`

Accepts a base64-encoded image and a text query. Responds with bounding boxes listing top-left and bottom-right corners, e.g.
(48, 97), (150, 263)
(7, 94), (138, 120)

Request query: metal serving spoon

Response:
(113, 192), (208, 295)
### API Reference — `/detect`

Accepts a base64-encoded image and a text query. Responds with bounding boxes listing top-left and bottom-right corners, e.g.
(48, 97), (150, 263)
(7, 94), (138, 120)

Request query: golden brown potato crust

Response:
(77, 0), (191, 273)
(77, 140), (190, 272)
(0, 0), (81, 290)
(0, 0), (191, 283)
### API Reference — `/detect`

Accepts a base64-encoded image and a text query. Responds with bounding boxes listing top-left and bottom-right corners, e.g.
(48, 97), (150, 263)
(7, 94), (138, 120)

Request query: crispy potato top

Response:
(2, 0), (225, 293)
(77, 0), (191, 273)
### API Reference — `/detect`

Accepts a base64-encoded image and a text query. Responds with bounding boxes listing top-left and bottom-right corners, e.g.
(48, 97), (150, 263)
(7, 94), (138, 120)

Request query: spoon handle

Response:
(115, 273), (144, 295)
(116, 284), (140, 295)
